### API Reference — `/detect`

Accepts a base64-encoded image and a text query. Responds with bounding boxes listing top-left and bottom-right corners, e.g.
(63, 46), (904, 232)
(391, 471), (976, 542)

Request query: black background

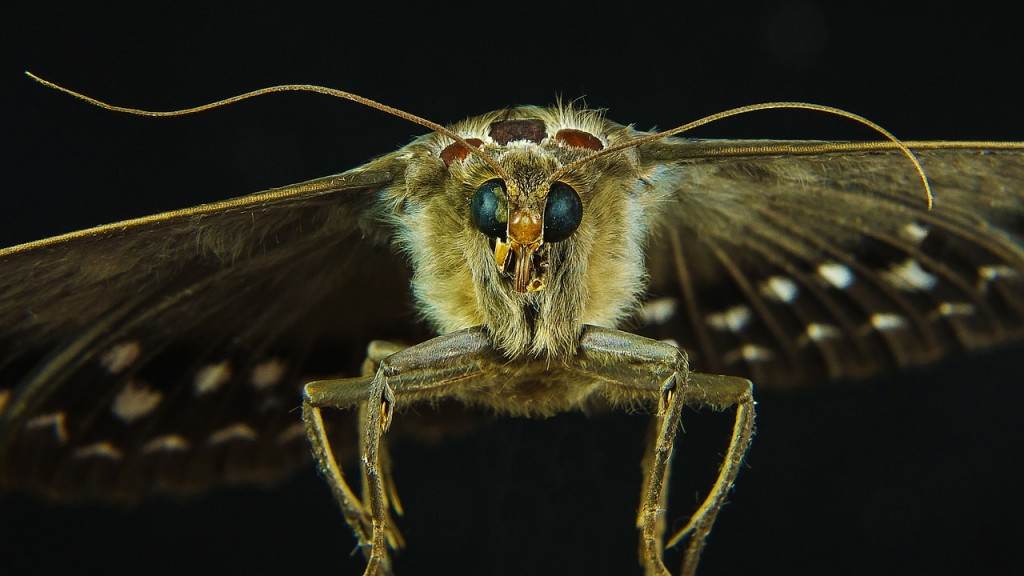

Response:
(3, 2), (1023, 575)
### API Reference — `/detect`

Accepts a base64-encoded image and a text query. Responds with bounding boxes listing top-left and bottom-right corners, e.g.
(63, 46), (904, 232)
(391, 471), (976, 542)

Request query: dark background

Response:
(3, 2), (1023, 575)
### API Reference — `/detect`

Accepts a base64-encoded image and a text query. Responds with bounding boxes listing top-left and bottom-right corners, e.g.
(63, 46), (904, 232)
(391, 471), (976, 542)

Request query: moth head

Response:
(446, 119), (600, 293)
(469, 177), (583, 292)
(411, 108), (645, 356)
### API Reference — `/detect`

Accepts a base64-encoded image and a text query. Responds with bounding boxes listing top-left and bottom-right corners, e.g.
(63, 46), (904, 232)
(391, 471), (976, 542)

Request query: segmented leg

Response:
(302, 326), (756, 576)
(669, 373), (756, 576)
(302, 400), (373, 553)
(303, 329), (494, 575)
(635, 367), (687, 576)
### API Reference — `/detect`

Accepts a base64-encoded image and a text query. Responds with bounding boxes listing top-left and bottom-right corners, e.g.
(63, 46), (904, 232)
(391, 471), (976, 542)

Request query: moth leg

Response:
(303, 376), (376, 557)
(670, 373), (755, 576)
(638, 369), (687, 576)
(574, 327), (755, 576)
(637, 416), (671, 568)
(304, 328), (494, 576)
(306, 372), (401, 575)
(302, 394), (374, 551)
(361, 374), (396, 575)
(572, 328), (687, 576)
(359, 341), (409, 550)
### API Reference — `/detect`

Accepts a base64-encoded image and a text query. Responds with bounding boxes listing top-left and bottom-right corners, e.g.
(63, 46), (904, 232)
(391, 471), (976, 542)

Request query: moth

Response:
(1, 76), (1023, 576)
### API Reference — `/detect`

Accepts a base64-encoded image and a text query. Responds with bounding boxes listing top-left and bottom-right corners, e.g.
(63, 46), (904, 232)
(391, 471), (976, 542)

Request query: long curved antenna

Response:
(25, 71), (510, 182)
(548, 101), (934, 209)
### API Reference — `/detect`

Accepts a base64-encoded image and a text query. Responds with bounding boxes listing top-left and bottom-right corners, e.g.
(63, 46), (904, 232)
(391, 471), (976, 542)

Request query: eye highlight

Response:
(543, 182), (583, 242)
(470, 179), (508, 238)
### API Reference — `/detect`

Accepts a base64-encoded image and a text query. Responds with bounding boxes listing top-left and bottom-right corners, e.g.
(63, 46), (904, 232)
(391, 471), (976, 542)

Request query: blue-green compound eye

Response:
(470, 179), (508, 238)
(543, 182), (583, 242)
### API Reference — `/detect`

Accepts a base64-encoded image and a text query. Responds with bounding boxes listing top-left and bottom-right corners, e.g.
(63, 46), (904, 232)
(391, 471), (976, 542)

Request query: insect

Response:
(1, 75), (1023, 576)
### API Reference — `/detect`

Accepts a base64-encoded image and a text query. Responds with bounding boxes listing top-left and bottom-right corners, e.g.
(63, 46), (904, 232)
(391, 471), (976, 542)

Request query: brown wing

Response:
(634, 140), (1024, 388)
(0, 153), (433, 499)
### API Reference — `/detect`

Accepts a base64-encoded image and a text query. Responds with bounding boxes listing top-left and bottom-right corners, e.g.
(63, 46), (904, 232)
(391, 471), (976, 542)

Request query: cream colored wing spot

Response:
(899, 222), (930, 245)
(882, 258), (938, 291)
(817, 262), (854, 290)
(207, 422), (258, 446)
(869, 312), (909, 332)
(929, 301), (977, 320)
(797, 322), (842, 346)
(141, 434), (190, 454)
(111, 381), (162, 424)
(275, 422), (307, 445)
(724, 344), (775, 364)
(194, 361), (233, 396)
(100, 340), (142, 374)
(637, 297), (678, 326)
(759, 275), (799, 303)
(250, 358), (287, 390)
(73, 441), (123, 461)
(977, 264), (1020, 291)
(25, 412), (68, 445)
(706, 305), (752, 333)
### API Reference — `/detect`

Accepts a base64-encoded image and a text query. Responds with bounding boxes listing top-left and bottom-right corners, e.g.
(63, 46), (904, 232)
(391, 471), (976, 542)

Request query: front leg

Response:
(301, 340), (409, 567)
(573, 328), (755, 576)
(303, 325), (755, 576)
(672, 373), (755, 576)
(303, 328), (496, 576)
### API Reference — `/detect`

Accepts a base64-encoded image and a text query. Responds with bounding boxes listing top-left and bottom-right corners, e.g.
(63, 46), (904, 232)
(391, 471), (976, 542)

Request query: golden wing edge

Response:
(0, 168), (397, 259)
(643, 139), (1024, 161)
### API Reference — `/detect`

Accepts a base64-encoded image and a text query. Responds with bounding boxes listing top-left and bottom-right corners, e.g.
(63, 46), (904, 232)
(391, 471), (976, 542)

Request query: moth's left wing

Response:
(634, 140), (1024, 388)
(0, 152), (432, 500)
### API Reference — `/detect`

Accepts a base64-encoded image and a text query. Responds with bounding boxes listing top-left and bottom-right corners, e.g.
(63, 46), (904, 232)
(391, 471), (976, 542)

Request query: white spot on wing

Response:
(74, 441), (123, 461)
(759, 276), (799, 303)
(194, 361), (232, 396)
(799, 322), (842, 345)
(818, 262), (854, 289)
(637, 297), (678, 326)
(725, 344), (774, 364)
(258, 396), (284, 413)
(870, 312), (907, 331)
(276, 422), (307, 445)
(208, 422), (258, 446)
(142, 434), (190, 454)
(26, 412), (68, 445)
(706, 305), (752, 333)
(111, 381), (162, 424)
(977, 264), (1020, 290)
(100, 340), (141, 374)
(882, 258), (938, 291)
(932, 302), (976, 318)
(251, 358), (287, 391)
(900, 222), (929, 244)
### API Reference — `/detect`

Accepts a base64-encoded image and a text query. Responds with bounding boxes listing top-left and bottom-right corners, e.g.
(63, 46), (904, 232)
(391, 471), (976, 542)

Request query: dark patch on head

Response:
(554, 128), (603, 151)
(440, 138), (484, 166)
(489, 119), (547, 145)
